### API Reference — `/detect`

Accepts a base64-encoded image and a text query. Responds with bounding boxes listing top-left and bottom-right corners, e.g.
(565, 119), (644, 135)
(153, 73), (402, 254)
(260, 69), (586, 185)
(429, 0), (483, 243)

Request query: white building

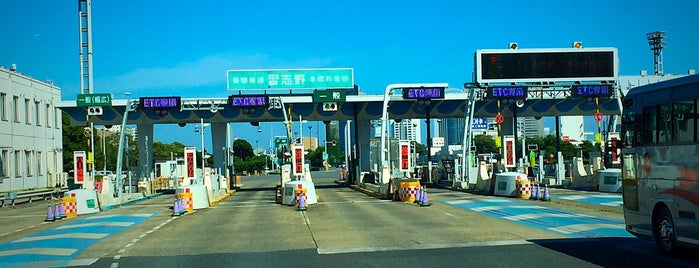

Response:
(0, 66), (64, 192)
(392, 119), (421, 142)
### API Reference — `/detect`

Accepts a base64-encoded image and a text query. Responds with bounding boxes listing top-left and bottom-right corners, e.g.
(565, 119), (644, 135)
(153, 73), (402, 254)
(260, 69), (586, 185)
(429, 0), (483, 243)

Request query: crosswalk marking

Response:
(443, 197), (632, 238)
(0, 248), (77, 257)
(13, 233), (108, 243)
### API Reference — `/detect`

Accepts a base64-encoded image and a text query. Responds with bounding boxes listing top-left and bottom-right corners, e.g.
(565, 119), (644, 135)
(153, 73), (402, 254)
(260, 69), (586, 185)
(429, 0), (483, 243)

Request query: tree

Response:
(233, 139), (254, 161)
(473, 134), (497, 154)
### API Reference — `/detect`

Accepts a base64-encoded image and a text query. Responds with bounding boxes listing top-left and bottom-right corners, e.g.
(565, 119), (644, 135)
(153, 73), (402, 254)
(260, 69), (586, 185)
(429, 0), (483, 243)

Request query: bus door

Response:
(621, 148), (639, 212)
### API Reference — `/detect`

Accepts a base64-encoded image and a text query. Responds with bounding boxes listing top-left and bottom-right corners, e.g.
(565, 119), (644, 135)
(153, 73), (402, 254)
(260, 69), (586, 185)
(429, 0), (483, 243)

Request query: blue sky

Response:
(1, 0), (698, 150)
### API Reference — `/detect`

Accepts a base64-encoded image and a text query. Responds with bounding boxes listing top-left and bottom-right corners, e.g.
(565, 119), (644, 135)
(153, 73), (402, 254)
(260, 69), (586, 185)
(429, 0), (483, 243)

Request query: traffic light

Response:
(332, 140), (337, 146)
(87, 106), (103, 116)
(322, 102), (337, 112)
(241, 108), (257, 114)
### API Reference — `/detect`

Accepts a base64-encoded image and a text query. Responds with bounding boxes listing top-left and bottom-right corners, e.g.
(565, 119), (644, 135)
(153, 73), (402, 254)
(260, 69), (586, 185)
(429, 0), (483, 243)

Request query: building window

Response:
(25, 99), (31, 125)
(13, 96), (20, 123)
(25, 151), (32, 177)
(55, 108), (60, 129)
(1, 93), (6, 121)
(37, 151), (42, 176)
(0, 149), (8, 178)
(15, 151), (22, 177)
(46, 104), (51, 127)
(35, 101), (41, 126)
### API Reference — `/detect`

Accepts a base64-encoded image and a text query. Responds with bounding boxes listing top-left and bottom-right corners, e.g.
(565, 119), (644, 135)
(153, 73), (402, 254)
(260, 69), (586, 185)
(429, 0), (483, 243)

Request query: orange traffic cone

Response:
(45, 203), (55, 222)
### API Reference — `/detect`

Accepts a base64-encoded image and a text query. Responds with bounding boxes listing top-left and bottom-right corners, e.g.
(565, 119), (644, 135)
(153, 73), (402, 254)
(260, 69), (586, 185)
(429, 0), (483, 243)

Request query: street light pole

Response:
(200, 118), (205, 184)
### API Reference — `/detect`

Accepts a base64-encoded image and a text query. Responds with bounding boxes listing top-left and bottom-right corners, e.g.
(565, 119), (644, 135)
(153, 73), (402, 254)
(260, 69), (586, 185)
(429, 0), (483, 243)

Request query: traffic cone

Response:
(298, 192), (307, 211)
(172, 199), (181, 216)
(54, 202), (62, 220)
(58, 200), (66, 219)
(414, 186), (422, 204)
(179, 198), (186, 214)
(542, 185), (551, 201)
(45, 203), (55, 222)
(531, 184), (539, 200)
(420, 186), (431, 207)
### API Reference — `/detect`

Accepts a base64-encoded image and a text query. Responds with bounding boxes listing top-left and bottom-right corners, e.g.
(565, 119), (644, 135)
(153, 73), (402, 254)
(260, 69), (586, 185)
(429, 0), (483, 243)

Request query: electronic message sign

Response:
(140, 96), (181, 109)
(571, 84), (613, 98)
(402, 87), (445, 99)
(476, 48), (618, 84)
(229, 95), (268, 107)
(487, 86), (528, 99)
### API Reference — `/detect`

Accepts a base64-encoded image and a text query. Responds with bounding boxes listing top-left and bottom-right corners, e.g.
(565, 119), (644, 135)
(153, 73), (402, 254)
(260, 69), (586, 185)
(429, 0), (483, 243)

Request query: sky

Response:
(1, 0), (698, 151)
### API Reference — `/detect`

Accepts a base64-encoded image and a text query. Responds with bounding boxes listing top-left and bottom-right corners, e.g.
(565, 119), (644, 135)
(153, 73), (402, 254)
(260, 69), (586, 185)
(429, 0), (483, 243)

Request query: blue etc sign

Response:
(472, 117), (488, 130)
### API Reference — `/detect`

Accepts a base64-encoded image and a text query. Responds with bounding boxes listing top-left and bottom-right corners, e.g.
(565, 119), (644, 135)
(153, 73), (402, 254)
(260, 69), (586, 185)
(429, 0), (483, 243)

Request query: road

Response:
(1, 170), (698, 267)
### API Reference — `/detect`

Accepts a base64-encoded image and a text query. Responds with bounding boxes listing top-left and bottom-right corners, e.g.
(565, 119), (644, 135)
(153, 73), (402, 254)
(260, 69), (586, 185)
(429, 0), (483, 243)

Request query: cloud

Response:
(96, 53), (333, 97)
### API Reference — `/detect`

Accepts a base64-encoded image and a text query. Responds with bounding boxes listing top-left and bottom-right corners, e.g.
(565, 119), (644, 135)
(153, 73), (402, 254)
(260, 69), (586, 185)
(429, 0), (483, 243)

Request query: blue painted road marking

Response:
(556, 194), (623, 207)
(444, 198), (632, 238)
(0, 213), (156, 268)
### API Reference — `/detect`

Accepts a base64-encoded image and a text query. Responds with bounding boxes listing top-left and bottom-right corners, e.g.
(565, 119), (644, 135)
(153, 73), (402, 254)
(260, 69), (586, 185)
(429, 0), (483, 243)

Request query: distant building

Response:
(392, 119), (421, 142)
(0, 66), (64, 192)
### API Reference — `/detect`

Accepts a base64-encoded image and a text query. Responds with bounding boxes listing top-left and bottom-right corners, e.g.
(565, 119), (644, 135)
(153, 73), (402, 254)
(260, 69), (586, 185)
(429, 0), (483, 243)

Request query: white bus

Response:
(620, 74), (699, 253)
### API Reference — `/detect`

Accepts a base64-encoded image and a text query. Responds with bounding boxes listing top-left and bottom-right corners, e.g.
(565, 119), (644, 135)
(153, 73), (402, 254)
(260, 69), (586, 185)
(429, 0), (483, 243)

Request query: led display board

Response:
(229, 95), (268, 107)
(402, 87), (445, 99)
(475, 48), (618, 83)
(487, 86), (528, 99)
(139, 96), (181, 109)
(571, 84), (613, 98)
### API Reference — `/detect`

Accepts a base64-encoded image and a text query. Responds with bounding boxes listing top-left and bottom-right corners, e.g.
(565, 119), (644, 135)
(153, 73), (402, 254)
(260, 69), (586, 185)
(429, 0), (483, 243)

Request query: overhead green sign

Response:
(274, 136), (289, 149)
(77, 93), (113, 107)
(313, 89), (346, 103)
(227, 68), (354, 90)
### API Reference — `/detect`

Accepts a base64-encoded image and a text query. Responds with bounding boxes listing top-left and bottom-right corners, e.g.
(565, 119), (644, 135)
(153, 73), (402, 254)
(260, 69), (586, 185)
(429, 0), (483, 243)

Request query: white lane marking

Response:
(317, 240), (533, 255)
(110, 262), (119, 268)
(55, 222), (134, 229)
(0, 247), (77, 257)
(444, 212), (456, 217)
(503, 213), (594, 221)
(13, 233), (108, 243)
(549, 223), (625, 234)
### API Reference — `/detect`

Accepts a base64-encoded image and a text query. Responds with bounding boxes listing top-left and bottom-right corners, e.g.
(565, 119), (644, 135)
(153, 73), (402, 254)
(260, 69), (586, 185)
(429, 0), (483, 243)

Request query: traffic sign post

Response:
(495, 114), (504, 124)
(594, 111), (603, 122)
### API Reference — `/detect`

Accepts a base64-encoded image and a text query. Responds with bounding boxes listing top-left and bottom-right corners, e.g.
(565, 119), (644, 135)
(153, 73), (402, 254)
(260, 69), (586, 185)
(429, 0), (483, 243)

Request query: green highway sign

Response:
(274, 136), (289, 149)
(313, 89), (346, 103)
(227, 68), (354, 90)
(77, 93), (113, 107)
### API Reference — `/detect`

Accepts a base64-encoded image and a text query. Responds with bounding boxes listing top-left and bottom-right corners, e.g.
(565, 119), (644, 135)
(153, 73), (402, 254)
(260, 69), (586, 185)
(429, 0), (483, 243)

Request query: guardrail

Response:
(1, 188), (67, 207)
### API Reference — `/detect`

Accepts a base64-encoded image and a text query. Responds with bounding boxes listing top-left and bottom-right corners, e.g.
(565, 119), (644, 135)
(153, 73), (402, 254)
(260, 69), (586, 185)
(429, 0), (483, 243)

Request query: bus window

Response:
(642, 106), (657, 144)
(674, 100), (695, 143)
(659, 103), (672, 144)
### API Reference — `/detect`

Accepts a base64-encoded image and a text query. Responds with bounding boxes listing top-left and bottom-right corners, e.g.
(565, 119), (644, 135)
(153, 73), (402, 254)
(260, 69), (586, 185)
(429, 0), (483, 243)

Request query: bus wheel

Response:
(653, 207), (677, 253)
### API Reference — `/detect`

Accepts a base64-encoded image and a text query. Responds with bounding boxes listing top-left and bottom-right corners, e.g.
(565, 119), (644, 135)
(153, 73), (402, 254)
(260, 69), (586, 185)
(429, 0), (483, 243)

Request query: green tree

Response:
(233, 139), (254, 161)
(473, 134), (497, 154)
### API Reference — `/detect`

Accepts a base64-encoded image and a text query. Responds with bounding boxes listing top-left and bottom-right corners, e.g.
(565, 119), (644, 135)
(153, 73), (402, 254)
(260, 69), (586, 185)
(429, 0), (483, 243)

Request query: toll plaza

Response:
(57, 46), (624, 204)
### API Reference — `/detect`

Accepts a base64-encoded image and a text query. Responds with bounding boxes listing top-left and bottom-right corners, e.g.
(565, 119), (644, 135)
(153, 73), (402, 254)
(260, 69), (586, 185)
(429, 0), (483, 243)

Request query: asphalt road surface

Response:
(1, 170), (697, 267)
